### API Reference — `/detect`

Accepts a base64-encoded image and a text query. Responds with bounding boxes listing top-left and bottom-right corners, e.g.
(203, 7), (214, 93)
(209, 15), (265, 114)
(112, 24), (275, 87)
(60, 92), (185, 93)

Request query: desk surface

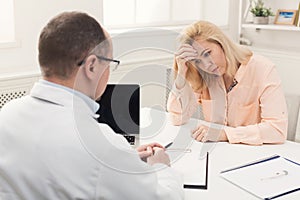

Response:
(140, 108), (300, 200)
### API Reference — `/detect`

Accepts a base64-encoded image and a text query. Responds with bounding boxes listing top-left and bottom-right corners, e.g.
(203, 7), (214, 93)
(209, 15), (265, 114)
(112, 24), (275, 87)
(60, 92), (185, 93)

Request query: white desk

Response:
(140, 108), (300, 200)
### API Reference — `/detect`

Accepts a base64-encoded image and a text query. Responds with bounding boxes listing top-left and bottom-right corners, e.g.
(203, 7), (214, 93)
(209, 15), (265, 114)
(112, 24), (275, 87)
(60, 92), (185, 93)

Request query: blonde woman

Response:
(167, 21), (287, 145)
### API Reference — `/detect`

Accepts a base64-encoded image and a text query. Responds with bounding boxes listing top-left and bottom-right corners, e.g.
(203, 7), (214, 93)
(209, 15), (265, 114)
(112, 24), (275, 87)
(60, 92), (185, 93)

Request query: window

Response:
(103, 0), (229, 29)
(0, 0), (15, 42)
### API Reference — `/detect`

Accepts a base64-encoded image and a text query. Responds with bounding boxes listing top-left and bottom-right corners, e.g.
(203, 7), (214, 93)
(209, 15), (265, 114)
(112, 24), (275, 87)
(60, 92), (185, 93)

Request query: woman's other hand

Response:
(191, 124), (228, 142)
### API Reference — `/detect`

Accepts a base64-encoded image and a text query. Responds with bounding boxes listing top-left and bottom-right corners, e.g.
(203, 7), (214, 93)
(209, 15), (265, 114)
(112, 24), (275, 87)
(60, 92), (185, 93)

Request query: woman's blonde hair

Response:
(174, 21), (252, 92)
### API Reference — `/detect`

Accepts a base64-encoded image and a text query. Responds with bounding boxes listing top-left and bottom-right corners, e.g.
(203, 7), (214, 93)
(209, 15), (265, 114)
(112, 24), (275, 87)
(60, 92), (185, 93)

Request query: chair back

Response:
(285, 94), (300, 141)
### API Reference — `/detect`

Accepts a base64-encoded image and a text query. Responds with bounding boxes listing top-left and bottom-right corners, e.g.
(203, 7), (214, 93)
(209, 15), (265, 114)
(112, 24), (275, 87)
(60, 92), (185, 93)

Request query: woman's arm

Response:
(167, 44), (200, 125)
(167, 82), (199, 125)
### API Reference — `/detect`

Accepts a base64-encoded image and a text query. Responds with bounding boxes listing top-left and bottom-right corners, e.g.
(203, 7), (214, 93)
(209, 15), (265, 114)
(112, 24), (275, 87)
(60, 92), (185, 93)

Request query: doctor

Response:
(0, 11), (183, 199)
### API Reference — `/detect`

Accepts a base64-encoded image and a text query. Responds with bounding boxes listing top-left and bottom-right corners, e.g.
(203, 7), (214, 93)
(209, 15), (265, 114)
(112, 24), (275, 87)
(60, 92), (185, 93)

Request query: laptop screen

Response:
(96, 84), (140, 136)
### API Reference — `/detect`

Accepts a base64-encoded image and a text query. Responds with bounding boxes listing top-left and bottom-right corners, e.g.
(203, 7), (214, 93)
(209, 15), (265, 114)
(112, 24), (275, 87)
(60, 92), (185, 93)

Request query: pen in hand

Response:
(164, 142), (173, 149)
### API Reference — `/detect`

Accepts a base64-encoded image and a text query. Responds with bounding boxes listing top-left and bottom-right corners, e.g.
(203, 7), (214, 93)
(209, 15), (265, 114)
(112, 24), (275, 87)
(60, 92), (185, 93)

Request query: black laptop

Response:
(96, 84), (140, 145)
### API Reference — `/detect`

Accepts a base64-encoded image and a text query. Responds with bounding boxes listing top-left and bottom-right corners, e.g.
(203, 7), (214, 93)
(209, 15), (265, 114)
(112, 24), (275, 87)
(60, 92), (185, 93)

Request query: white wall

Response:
(240, 0), (300, 95)
(0, 0), (101, 76)
(0, 0), (239, 77)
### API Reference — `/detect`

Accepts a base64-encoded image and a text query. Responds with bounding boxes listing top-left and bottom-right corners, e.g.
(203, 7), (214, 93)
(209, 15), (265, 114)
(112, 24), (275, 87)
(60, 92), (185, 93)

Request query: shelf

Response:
(242, 23), (300, 31)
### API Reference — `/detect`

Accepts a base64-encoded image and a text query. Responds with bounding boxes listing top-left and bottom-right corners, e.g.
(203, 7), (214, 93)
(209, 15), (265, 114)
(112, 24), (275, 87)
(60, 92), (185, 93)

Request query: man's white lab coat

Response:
(0, 81), (183, 200)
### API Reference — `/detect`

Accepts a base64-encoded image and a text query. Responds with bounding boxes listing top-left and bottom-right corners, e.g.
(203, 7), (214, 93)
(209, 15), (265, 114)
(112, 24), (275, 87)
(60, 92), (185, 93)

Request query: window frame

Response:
(101, 0), (230, 31)
(0, 0), (18, 48)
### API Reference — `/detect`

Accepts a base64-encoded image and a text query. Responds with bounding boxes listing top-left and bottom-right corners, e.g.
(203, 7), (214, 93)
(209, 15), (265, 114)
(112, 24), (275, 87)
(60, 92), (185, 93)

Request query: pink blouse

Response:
(167, 55), (288, 145)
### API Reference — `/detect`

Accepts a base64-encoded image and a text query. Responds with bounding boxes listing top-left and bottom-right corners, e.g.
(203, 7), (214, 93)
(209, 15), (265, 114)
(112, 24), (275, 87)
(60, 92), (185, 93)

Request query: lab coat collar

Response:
(30, 80), (100, 118)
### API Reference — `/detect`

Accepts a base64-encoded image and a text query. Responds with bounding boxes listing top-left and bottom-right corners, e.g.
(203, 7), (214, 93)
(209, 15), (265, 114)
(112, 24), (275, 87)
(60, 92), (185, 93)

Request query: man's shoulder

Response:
(0, 95), (30, 114)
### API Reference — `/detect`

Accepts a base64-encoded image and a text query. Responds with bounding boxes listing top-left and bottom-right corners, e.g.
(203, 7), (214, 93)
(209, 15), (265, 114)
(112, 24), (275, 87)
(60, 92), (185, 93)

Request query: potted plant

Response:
(250, 0), (274, 24)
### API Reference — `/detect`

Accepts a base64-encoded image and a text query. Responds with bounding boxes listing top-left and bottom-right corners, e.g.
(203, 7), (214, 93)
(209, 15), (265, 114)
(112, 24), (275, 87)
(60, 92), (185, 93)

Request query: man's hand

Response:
(136, 142), (164, 162)
(147, 147), (171, 166)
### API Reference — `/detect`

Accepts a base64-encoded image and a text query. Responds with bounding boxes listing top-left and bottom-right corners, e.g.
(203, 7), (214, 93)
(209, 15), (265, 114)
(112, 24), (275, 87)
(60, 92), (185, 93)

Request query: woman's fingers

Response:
(176, 47), (197, 56)
(192, 126), (208, 142)
(201, 134), (209, 142)
(177, 43), (196, 51)
(175, 44), (198, 80)
(192, 127), (203, 140)
(176, 47), (197, 58)
(177, 50), (197, 57)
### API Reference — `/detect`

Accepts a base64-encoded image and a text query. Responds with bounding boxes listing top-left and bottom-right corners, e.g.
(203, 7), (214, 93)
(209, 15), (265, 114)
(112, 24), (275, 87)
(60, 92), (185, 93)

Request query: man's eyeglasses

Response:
(77, 55), (120, 72)
(96, 55), (120, 72)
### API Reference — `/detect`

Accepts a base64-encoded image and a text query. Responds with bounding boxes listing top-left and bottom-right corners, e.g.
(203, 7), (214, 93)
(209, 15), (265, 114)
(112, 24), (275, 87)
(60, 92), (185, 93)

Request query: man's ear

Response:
(83, 55), (97, 79)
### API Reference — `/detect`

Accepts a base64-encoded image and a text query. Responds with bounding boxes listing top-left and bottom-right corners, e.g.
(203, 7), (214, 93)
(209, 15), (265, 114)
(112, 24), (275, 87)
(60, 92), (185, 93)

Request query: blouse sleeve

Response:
(224, 66), (288, 145)
(166, 82), (199, 125)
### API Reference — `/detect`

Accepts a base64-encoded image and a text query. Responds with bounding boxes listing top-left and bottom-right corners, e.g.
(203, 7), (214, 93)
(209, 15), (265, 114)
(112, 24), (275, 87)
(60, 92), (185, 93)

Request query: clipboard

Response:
(220, 155), (300, 199)
(165, 124), (209, 190)
(184, 152), (209, 190)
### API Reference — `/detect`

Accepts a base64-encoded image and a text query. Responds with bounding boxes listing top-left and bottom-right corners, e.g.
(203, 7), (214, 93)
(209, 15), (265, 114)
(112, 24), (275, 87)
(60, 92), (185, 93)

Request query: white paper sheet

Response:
(167, 129), (208, 186)
(168, 146), (208, 186)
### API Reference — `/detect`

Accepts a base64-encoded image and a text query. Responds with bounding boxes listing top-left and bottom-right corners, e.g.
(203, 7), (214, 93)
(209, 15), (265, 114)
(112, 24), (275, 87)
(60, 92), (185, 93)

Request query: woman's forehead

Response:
(192, 41), (205, 51)
(192, 39), (215, 52)
(192, 40), (210, 54)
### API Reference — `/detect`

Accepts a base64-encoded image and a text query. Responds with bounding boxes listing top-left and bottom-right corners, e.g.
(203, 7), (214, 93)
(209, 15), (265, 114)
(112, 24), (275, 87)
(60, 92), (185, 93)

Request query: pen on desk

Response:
(164, 142), (173, 149)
